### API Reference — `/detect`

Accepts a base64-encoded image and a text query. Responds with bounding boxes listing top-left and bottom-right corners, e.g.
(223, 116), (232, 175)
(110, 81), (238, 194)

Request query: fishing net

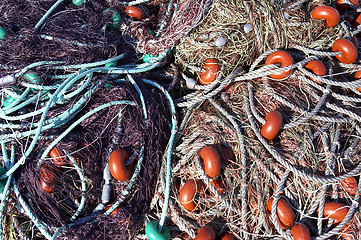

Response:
(13, 80), (167, 238)
(154, 67), (361, 238)
(175, 0), (343, 75)
(148, 0), (361, 239)
(0, 0), (133, 74)
(0, 0), (178, 239)
(1, 0), (361, 240)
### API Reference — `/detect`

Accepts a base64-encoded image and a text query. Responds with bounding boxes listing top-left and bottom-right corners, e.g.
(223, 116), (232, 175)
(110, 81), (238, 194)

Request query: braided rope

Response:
(243, 91), (361, 184)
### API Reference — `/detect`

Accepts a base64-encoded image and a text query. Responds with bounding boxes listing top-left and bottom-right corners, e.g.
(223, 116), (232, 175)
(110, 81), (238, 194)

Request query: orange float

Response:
(50, 147), (66, 166)
(220, 232), (236, 240)
(108, 149), (133, 181)
(194, 226), (216, 240)
(198, 59), (220, 85)
(291, 223), (311, 240)
(260, 110), (283, 140)
(265, 51), (294, 79)
(340, 176), (358, 196)
(125, 6), (144, 20)
(322, 202), (349, 224)
(267, 197), (295, 229)
(304, 60), (326, 83)
(39, 165), (57, 193)
(200, 146), (221, 178)
(179, 180), (203, 211)
(311, 6), (340, 27)
(332, 39), (358, 64)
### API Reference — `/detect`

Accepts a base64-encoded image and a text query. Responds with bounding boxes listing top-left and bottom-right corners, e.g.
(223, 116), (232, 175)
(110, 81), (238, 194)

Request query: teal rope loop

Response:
(0, 144), (13, 240)
(141, 78), (177, 232)
(65, 152), (87, 221)
(38, 100), (136, 167)
(127, 75), (148, 122)
(0, 71), (84, 179)
(34, 0), (66, 31)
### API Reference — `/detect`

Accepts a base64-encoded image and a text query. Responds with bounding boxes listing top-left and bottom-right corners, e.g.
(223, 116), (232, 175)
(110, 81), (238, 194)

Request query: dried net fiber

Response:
(1, 0), (361, 240)
(130, 0), (213, 55)
(146, 1), (361, 240)
(175, 0), (344, 75)
(155, 70), (361, 239)
(0, 0), (202, 239)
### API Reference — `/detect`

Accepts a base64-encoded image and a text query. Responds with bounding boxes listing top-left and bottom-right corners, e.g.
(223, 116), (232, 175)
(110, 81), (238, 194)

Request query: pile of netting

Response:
(152, 66), (361, 239)
(0, 0), (198, 239)
(1, 0), (361, 240)
(175, 0), (349, 75)
(149, 0), (361, 240)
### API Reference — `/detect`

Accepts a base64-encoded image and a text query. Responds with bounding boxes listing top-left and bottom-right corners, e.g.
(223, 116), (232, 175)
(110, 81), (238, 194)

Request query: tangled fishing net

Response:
(175, 0), (343, 75)
(1, 0), (361, 240)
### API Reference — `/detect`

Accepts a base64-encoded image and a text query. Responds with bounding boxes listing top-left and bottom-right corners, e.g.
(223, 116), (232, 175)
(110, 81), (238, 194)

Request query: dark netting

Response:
(15, 79), (169, 239)
(0, 0), (136, 76)
(2, 0), (361, 239)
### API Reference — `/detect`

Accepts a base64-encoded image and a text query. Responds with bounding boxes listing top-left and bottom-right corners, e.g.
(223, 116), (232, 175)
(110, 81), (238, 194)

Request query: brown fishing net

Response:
(175, 0), (341, 75)
(1, 0), (361, 239)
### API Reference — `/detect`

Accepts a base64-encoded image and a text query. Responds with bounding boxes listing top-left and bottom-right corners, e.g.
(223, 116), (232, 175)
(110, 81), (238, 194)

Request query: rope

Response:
(243, 91), (361, 184)
(2, 0), (361, 239)
(142, 78), (177, 232)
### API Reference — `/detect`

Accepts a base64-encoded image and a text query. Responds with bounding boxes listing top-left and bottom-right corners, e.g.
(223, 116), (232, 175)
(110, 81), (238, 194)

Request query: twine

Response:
(1, 0), (361, 239)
